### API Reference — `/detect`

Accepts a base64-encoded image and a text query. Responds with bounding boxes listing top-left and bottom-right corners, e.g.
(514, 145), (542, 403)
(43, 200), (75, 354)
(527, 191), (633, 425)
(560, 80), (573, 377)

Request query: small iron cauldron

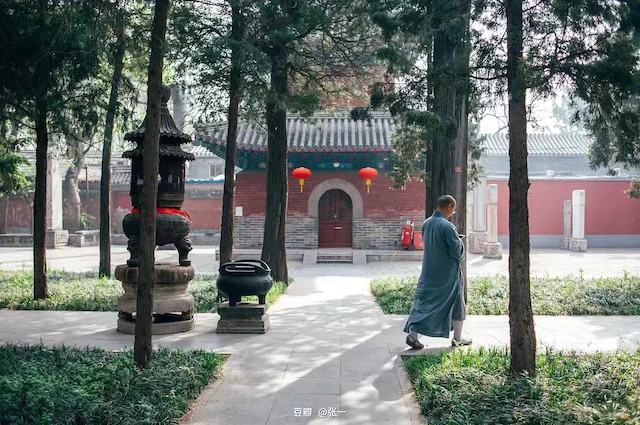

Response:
(216, 260), (274, 306)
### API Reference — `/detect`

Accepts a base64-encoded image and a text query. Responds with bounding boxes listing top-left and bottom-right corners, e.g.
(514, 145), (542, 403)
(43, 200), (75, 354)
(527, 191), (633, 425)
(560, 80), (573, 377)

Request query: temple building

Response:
(197, 111), (426, 250)
(196, 116), (640, 250)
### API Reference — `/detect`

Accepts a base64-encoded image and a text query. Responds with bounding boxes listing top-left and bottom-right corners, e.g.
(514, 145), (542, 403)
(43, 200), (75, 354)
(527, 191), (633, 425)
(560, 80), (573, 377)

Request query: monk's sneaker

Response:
(451, 337), (472, 347)
(406, 334), (424, 350)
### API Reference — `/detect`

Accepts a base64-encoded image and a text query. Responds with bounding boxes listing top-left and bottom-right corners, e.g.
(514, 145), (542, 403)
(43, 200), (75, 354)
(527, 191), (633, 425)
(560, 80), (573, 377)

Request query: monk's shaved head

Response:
(436, 195), (456, 209)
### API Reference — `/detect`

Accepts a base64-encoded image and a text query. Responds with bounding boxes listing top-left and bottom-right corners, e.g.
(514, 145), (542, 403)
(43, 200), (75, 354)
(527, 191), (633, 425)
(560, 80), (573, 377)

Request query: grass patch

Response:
(0, 344), (224, 425)
(371, 274), (640, 315)
(404, 348), (640, 424)
(0, 270), (287, 312)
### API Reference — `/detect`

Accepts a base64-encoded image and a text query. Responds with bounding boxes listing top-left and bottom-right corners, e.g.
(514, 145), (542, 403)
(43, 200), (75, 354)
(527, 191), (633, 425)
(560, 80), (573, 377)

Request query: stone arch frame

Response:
(308, 178), (364, 218)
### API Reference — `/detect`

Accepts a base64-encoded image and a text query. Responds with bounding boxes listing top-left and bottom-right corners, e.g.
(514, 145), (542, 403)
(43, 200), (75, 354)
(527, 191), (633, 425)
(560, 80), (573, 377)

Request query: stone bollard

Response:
(561, 199), (572, 249)
(115, 263), (195, 334)
(482, 183), (502, 259)
(569, 190), (587, 252)
(45, 153), (69, 248)
(468, 181), (488, 254)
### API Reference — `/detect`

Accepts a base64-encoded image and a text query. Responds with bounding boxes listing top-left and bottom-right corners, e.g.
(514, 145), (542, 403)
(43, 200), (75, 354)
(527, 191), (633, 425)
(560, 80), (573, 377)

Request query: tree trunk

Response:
(219, 1), (245, 266)
(0, 195), (8, 234)
(261, 50), (289, 283)
(100, 10), (126, 278)
(506, 0), (536, 375)
(33, 0), (49, 300)
(63, 153), (83, 233)
(33, 85), (48, 300)
(429, 0), (471, 212)
(134, 0), (169, 369)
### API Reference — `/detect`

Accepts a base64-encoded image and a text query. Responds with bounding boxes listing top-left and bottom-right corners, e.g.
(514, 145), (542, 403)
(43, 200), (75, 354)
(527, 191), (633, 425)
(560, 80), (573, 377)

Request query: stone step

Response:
(316, 255), (353, 264)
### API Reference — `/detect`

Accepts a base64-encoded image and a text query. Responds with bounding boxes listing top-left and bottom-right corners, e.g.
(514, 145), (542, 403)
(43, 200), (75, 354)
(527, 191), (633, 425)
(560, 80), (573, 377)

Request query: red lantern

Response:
(358, 167), (378, 193)
(292, 167), (312, 192)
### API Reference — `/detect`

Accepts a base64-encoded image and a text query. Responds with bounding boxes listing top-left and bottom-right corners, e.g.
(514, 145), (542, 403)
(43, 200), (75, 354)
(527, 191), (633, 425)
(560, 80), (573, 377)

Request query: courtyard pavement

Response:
(1, 248), (640, 424)
(2, 245), (640, 277)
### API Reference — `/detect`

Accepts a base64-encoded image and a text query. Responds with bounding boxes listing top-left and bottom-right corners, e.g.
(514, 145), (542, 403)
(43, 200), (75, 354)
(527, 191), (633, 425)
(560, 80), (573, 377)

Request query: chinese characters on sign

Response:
(293, 408), (347, 418)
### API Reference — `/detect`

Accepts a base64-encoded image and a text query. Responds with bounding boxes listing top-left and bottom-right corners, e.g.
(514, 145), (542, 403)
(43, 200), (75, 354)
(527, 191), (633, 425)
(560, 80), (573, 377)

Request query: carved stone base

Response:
(115, 263), (195, 335)
(216, 302), (270, 334)
(467, 231), (487, 254)
(561, 236), (571, 250)
(482, 241), (503, 259)
(569, 238), (588, 252)
(46, 229), (69, 248)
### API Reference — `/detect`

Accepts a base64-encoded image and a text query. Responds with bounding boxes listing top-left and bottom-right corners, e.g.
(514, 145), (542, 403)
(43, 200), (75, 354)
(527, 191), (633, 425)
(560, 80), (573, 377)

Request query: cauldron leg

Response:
(229, 295), (240, 307)
(175, 236), (192, 266)
(258, 295), (266, 305)
(126, 235), (139, 267)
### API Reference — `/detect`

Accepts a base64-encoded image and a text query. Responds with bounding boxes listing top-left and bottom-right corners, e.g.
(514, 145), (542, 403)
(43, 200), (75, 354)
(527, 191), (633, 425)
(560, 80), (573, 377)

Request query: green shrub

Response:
(371, 274), (640, 315)
(404, 348), (640, 424)
(0, 270), (287, 312)
(0, 345), (224, 425)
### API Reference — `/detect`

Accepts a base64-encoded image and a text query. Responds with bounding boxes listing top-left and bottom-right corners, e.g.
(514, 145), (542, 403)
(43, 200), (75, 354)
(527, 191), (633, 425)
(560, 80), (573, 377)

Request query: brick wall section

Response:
(353, 217), (414, 249)
(236, 170), (425, 219)
(235, 216), (318, 249)
(234, 170), (425, 249)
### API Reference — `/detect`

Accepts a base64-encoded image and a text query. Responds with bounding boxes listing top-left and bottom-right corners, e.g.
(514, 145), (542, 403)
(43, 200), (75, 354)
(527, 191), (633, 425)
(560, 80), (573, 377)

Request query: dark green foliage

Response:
(404, 349), (640, 424)
(371, 274), (640, 315)
(0, 151), (29, 195)
(0, 270), (287, 312)
(0, 345), (224, 425)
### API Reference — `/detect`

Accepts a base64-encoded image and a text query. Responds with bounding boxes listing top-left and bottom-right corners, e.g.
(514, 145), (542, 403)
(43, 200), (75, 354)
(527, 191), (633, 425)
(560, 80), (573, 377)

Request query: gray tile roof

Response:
(111, 168), (131, 185)
(197, 112), (397, 153)
(482, 132), (591, 156)
(197, 112), (592, 157)
(186, 144), (215, 157)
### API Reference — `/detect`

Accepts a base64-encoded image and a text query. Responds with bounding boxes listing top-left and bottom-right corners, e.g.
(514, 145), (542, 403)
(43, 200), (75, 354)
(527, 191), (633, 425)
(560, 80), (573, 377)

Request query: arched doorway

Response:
(318, 189), (353, 248)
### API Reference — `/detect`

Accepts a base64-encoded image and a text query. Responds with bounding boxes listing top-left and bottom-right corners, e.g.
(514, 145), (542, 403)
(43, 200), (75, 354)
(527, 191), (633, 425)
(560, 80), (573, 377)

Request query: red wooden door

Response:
(318, 189), (353, 248)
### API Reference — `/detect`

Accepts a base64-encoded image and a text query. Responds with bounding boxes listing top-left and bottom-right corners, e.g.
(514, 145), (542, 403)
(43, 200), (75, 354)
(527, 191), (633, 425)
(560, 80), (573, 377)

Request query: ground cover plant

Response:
(404, 348), (640, 424)
(371, 274), (640, 315)
(0, 345), (225, 425)
(0, 270), (287, 312)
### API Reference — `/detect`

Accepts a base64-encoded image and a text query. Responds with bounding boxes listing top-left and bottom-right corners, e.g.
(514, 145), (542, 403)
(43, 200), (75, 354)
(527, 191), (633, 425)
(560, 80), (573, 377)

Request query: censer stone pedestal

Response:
(115, 263), (195, 335)
(216, 302), (270, 334)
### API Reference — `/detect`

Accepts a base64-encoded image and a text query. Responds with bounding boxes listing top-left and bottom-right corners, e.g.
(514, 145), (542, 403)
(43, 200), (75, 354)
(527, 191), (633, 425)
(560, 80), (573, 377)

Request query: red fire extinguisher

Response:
(401, 220), (414, 248)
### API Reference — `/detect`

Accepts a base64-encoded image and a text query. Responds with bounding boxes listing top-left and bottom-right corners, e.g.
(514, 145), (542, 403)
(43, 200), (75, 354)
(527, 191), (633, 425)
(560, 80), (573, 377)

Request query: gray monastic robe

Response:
(403, 210), (465, 338)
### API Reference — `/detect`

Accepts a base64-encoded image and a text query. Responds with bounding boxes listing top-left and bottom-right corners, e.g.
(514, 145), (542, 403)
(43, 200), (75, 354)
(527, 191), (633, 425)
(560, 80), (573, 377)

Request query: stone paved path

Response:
(2, 246), (640, 277)
(1, 262), (640, 424)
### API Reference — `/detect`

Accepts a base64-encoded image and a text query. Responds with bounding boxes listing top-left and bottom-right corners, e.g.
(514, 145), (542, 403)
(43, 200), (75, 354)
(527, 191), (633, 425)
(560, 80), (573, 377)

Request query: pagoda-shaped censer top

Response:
(123, 85), (195, 209)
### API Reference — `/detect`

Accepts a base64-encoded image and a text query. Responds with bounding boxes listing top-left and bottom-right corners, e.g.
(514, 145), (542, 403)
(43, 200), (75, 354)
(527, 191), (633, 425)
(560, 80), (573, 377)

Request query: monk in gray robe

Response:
(404, 195), (472, 349)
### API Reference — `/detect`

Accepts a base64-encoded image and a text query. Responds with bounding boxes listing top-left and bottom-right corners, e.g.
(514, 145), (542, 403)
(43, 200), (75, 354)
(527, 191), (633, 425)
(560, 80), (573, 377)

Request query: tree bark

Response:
(0, 195), (8, 234)
(506, 0), (537, 375)
(100, 10), (127, 278)
(219, 0), (245, 266)
(261, 50), (289, 283)
(429, 0), (471, 211)
(134, 0), (169, 369)
(33, 0), (49, 300)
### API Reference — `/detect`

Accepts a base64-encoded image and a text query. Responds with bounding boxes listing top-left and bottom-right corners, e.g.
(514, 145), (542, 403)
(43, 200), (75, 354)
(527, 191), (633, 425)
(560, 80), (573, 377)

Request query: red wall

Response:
(236, 170), (426, 220)
(489, 179), (640, 236)
(111, 190), (222, 230)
